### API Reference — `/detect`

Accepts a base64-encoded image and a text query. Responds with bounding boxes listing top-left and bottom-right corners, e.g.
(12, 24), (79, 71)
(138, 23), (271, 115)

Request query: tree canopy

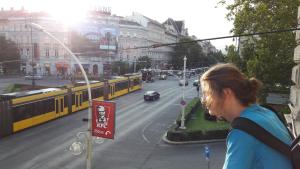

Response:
(222, 0), (299, 88)
(0, 36), (20, 74)
(170, 37), (223, 69)
(136, 56), (152, 71)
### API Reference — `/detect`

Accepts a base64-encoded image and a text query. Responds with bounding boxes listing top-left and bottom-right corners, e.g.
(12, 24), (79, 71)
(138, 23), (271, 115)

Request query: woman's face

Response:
(201, 82), (225, 118)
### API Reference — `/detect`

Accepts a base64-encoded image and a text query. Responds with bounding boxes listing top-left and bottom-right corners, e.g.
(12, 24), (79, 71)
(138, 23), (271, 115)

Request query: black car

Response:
(193, 79), (199, 86)
(144, 91), (160, 101)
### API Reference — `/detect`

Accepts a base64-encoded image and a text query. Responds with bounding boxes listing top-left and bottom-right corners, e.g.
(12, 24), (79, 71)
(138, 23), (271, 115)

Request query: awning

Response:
(56, 62), (69, 68)
(75, 64), (90, 69)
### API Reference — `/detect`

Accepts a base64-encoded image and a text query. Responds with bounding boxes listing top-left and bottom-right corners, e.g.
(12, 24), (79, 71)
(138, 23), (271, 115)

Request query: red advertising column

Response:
(92, 100), (115, 139)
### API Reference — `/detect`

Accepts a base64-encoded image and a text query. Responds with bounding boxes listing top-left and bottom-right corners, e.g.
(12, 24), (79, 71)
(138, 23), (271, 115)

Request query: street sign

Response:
(204, 144), (210, 161)
(92, 100), (116, 139)
(180, 100), (186, 106)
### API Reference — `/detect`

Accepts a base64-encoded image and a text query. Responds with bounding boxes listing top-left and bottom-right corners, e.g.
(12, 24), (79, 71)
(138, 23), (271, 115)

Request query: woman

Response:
(200, 63), (293, 169)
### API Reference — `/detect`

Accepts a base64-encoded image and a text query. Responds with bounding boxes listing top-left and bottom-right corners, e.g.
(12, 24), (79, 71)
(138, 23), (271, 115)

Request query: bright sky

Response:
(1, 0), (234, 51)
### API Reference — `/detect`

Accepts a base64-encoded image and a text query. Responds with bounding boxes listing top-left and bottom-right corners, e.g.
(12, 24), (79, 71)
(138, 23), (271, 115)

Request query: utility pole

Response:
(180, 56), (187, 129)
(30, 15), (35, 88)
(134, 60), (136, 73)
(106, 32), (111, 78)
(28, 23), (93, 169)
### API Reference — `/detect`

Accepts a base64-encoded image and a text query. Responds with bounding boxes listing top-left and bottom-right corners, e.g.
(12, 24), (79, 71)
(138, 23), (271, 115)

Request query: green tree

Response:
(111, 61), (129, 75)
(136, 56), (151, 71)
(0, 36), (20, 74)
(170, 37), (209, 69)
(225, 45), (245, 71)
(222, 0), (299, 88)
(207, 50), (225, 63)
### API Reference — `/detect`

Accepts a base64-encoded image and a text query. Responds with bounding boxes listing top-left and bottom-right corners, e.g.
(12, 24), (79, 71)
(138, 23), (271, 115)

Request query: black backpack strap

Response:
(231, 117), (291, 157)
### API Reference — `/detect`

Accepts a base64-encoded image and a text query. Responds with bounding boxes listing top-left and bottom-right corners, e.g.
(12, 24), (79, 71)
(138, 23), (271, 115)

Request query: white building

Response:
(126, 13), (185, 69)
(289, 6), (300, 135)
(0, 8), (70, 76)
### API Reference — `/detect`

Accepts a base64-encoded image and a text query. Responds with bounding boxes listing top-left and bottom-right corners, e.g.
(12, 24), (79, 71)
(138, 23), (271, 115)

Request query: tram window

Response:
(83, 90), (88, 102)
(99, 88), (103, 96)
(115, 81), (128, 91)
(42, 98), (54, 113)
(72, 94), (75, 105)
(60, 99), (63, 112)
(34, 102), (42, 116)
(64, 95), (68, 108)
(133, 78), (140, 85)
(92, 88), (103, 99)
(55, 100), (58, 113)
(12, 104), (32, 122)
(49, 99), (54, 112)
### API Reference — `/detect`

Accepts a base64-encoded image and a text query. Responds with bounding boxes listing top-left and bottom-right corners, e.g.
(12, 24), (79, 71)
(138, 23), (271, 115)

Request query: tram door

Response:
(55, 96), (64, 117)
(109, 83), (115, 99)
(75, 91), (83, 110)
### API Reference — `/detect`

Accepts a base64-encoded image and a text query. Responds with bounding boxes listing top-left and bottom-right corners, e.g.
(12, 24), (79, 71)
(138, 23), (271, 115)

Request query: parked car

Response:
(144, 91), (160, 101)
(179, 79), (188, 86)
(193, 79), (199, 86)
(25, 74), (43, 80)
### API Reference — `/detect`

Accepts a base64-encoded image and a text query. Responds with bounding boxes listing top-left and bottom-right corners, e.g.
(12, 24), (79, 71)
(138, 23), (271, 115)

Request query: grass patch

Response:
(4, 84), (21, 93)
(186, 107), (230, 132)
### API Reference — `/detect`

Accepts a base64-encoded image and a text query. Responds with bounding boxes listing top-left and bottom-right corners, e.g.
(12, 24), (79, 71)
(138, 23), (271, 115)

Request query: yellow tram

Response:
(0, 74), (142, 138)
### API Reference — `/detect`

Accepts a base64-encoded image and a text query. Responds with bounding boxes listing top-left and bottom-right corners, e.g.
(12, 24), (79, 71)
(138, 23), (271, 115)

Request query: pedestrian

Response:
(199, 63), (293, 169)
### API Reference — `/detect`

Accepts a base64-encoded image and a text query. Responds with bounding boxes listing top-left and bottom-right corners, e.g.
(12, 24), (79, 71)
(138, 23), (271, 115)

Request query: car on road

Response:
(25, 74), (43, 80)
(193, 79), (199, 86)
(144, 91), (160, 101)
(179, 79), (188, 86)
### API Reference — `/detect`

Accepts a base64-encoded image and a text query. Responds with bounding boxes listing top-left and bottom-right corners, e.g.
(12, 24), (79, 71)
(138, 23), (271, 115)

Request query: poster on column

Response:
(92, 100), (116, 139)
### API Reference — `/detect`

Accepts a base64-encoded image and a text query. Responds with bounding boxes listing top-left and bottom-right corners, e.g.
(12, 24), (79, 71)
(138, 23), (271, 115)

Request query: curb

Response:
(161, 132), (226, 145)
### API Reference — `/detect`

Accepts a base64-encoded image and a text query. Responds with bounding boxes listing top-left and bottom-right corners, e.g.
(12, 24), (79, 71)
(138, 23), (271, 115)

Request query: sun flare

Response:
(31, 0), (90, 26)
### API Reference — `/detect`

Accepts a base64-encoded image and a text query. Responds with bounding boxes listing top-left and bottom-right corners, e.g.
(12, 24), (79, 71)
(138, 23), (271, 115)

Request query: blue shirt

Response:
(223, 104), (293, 169)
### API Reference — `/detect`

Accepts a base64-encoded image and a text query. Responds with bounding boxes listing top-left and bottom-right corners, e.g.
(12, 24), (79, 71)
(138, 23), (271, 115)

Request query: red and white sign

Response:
(92, 100), (116, 139)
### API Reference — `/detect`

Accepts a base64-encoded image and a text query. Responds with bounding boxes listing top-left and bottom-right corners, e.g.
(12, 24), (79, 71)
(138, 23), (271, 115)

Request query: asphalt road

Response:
(0, 76), (226, 169)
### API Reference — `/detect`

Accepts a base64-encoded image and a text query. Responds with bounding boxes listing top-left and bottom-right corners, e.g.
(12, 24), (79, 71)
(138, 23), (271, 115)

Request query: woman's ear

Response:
(223, 88), (233, 99)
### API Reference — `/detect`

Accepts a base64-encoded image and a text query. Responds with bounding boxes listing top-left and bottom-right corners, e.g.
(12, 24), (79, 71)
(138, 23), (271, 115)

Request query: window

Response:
(83, 90), (88, 102)
(64, 95), (68, 108)
(45, 48), (49, 57)
(133, 78), (141, 86)
(115, 81), (129, 91)
(55, 48), (58, 57)
(91, 87), (104, 99)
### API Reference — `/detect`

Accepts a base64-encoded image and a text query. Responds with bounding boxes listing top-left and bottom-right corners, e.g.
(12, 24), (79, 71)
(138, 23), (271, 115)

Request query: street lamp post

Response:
(29, 16), (35, 88)
(28, 23), (93, 169)
(180, 56), (187, 129)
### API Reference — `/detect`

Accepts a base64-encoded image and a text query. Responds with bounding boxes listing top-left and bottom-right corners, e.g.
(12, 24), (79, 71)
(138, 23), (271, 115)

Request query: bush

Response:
(176, 97), (199, 126)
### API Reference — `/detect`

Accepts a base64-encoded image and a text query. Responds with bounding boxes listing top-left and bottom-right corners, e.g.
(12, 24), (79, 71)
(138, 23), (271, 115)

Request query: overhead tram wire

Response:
(121, 27), (300, 51)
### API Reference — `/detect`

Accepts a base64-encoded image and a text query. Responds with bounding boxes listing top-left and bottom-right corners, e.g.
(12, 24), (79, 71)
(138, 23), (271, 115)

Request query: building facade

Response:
(0, 8), (188, 76)
(289, 6), (300, 135)
(0, 8), (69, 76)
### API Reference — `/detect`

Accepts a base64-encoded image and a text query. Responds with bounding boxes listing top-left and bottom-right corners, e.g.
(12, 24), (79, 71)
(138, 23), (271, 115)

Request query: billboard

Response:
(75, 20), (119, 53)
(92, 100), (116, 139)
(99, 26), (118, 51)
